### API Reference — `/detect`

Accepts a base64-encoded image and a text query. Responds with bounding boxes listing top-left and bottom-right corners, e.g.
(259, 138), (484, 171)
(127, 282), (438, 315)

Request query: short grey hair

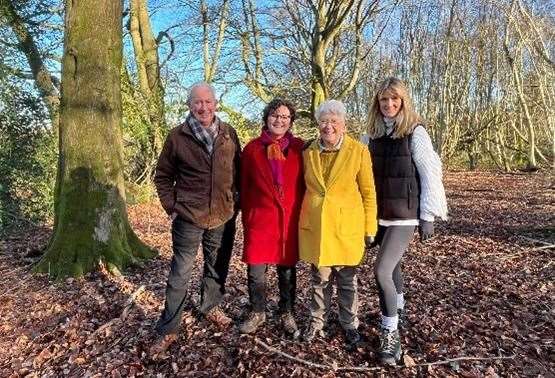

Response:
(315, 99), (346, 121)
(187, 82), (217, 105)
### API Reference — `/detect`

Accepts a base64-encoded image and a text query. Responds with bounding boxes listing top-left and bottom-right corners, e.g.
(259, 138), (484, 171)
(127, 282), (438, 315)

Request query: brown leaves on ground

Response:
(0, 171), (553, 377)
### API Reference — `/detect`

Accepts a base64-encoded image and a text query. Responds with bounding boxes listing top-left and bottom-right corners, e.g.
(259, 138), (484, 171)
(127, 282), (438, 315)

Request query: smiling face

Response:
(378, 89), (402, 118)
(318, 113), (346, 148)
(266, 105), (292, 139)
(189, 85), (217, 127)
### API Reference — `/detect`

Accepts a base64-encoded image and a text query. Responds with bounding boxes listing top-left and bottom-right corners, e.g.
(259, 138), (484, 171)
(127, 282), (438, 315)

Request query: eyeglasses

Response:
(269, 114), (291, 121)
(318, 119), (341, 127)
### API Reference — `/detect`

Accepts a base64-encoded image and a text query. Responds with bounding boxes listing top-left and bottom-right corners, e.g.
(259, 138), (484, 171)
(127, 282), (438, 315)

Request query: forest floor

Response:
(0, 171), (553, 377)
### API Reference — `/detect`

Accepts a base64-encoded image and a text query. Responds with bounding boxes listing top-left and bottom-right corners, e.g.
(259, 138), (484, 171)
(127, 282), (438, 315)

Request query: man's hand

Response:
(419, 220), (434, 242)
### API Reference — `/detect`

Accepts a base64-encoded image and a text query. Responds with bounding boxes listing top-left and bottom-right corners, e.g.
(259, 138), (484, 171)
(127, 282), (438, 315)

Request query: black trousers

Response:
(247, 264), (296, 313)
(155, 216), (236, 335)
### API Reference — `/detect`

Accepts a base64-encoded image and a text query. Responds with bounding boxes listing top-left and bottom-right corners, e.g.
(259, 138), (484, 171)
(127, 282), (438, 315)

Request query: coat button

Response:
(320, 191), (325, 197)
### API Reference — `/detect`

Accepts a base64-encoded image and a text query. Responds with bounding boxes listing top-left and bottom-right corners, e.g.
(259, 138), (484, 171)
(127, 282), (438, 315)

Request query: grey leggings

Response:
(374, 225), (416, 317)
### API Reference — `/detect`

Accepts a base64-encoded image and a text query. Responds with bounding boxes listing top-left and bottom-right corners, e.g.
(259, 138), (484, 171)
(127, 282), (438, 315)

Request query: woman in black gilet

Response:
(365, 77), (448, 365)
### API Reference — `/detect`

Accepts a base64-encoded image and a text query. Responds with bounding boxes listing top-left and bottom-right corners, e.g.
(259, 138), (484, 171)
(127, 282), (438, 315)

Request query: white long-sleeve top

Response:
(361, 125), (448, 226)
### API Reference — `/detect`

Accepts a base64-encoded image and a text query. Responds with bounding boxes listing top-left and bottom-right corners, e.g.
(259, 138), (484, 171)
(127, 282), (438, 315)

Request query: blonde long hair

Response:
(367, 77), (423, 139)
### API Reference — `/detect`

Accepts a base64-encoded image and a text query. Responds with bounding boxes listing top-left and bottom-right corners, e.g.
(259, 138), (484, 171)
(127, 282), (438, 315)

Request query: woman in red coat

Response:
(239, 98), (305, 336)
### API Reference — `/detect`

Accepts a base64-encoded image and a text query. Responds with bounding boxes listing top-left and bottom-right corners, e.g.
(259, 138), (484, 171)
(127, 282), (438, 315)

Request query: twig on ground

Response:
(254, 338), (515, 372)
(519, 236), (553, 246)
(253, 337), (378, 371)
(531, 244), (555, 251)
(121, 285), (146, 320)
(89, 285), (146, 338)
(480, 251), (525, 260)
(412, 354), (516, 367)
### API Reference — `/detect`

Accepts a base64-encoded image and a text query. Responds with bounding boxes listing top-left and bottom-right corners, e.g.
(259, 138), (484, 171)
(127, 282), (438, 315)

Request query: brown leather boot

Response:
(205, 306), (232, 329)
(149, 334), (177, 359)
(280, 312), (298, 335)
(238, 311), (266, 334)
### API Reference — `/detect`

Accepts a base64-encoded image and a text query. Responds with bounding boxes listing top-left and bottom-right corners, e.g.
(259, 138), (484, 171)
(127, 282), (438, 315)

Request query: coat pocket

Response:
(299, 197), (312, 230)
(300, 214), (311, 230)
(299, 207), (312, 230)
(339, 206), (361, 237)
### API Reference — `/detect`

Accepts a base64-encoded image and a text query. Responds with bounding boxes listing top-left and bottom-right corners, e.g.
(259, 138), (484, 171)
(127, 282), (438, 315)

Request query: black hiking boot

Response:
(378, 328), (402, 365)
(344, 328), (361, 346)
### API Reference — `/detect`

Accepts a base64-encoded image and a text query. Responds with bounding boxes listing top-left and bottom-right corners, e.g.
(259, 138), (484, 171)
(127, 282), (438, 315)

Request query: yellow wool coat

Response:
(299, 135), (377, 267)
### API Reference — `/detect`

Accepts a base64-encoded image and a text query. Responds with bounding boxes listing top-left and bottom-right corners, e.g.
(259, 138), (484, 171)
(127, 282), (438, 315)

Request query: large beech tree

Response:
(36, 0), (155, 279)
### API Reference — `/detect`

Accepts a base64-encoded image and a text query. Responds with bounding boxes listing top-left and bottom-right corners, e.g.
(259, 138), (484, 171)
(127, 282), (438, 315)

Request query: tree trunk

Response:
(310, 40), (327, 116)
(503, 0), (537, 170)
(308, 0), (361, 117)
(36, 0), (155, 280)
(129, 0), (166, 181)
(202, 0), (229, 83)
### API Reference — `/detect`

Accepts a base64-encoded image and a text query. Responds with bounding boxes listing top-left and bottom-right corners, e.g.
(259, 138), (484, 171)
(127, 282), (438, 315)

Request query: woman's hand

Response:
(365, 235), (375, 250)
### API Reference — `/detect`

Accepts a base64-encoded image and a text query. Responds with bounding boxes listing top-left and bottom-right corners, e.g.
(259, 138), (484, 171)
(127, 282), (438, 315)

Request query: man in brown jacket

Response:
(150, 82), (241, 356)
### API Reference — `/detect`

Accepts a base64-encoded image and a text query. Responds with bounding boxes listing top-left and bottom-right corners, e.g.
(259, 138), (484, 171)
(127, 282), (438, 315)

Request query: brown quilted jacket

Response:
(154, 121), (241, 229)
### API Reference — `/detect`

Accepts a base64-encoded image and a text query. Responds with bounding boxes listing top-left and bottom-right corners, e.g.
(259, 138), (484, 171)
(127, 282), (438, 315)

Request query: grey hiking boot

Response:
(238, 311), (266, 334)
(280, 312), (298, 336)
(378, 328), (402, 365)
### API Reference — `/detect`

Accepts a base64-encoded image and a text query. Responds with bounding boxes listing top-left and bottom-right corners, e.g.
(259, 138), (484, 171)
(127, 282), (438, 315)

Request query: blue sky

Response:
(138, 0), (266, 121)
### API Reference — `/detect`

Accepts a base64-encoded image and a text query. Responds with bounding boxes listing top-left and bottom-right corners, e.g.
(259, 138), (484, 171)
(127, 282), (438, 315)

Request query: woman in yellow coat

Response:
(299, 99), (377, 346)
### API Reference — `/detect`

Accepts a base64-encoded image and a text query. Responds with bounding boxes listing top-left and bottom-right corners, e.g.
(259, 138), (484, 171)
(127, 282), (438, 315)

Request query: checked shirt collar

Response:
(186, 114), (220, 155)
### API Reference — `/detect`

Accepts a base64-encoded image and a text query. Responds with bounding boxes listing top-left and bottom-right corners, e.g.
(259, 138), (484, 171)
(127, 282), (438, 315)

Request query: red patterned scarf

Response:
(260, 129), (292, 194)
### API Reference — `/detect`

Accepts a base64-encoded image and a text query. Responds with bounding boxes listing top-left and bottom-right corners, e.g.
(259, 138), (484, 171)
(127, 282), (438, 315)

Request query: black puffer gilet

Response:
(369, 132), (420, 220)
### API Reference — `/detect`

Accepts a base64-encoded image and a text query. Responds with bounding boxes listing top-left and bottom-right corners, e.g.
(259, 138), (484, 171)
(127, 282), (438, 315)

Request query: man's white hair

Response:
(315, 99), (346, 121)
(187, 82), (217, 105)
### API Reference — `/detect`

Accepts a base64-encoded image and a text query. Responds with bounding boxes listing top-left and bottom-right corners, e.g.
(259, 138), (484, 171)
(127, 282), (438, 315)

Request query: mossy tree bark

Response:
(36, 0), (156, 280)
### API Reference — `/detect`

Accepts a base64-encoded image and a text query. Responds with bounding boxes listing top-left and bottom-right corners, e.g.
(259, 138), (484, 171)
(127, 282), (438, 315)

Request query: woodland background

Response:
(0, 0), (553, 376)
(1, 0), (554, 230)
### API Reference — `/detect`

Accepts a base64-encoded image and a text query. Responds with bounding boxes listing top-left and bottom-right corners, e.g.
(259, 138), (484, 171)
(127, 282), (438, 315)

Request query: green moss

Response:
(35, 167), (156, 281)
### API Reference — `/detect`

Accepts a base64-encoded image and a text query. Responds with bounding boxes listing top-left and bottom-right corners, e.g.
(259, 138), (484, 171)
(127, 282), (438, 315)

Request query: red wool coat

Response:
(241, 135), (305, 266)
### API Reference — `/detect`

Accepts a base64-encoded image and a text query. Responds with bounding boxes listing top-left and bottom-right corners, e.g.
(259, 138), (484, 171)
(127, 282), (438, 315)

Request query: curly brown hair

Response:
(262, 98), (296, 127)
